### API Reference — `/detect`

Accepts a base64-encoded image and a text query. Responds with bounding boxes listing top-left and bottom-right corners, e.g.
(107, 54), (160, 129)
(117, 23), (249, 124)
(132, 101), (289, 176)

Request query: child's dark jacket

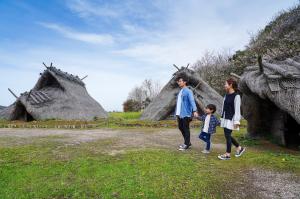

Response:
(199, 114), (220, 134)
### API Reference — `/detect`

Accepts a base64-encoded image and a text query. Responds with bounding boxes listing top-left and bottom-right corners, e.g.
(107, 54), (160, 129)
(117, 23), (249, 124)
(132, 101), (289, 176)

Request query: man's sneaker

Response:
(178, 144), (190, 151)
(179, 143), (192, 149)
(218, 154), (231, 160)
(201, 150), (210, 154)
(235, 147), (246, 157)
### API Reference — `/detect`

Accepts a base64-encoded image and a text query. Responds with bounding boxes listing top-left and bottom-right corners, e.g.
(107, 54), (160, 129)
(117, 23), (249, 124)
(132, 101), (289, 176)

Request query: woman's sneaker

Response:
(235, 147), (246, 157)
(218, 154), (231, 160)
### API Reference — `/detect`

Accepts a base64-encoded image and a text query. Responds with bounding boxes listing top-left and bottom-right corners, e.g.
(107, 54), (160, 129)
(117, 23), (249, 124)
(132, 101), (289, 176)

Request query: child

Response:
(198, 104), (220, 153)
(218, 78), (245, 160)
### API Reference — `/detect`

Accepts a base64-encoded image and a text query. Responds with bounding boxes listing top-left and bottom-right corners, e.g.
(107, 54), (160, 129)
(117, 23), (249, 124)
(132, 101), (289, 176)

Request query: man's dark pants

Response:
(177, 117), (192, 146)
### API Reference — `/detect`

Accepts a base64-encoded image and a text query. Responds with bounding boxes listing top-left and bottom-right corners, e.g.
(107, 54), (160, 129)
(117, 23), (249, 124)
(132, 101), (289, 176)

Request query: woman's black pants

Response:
(224, 128), (239, 153)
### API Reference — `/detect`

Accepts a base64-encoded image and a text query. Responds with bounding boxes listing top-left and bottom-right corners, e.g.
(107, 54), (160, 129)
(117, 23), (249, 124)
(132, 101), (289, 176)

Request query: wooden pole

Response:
(193, 81), (201, 90)
(43, 62), (48, 69)
(8, 88), (18, 99)
(26, 90), (32, 101)
(230, 72), (241, 79)
(186, 63), (190, 69)
(81, 75), (88, 80)
(173, 64), (180, 71)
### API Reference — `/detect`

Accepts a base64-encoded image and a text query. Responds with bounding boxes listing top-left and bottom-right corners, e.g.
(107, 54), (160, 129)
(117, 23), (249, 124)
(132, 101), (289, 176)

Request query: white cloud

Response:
(66, 0), (119, 18)
(1, 0), (298, 111)
(112, 0), (296, 66)
(39, 22), (114, 45)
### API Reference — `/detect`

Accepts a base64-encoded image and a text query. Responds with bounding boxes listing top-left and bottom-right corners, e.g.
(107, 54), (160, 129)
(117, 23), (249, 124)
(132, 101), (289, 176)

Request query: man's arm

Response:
(188, 90), (198, 117)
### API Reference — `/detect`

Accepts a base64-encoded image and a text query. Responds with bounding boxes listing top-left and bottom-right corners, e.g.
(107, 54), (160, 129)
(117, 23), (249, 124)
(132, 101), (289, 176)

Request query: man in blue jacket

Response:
(176, 75), (198, 151)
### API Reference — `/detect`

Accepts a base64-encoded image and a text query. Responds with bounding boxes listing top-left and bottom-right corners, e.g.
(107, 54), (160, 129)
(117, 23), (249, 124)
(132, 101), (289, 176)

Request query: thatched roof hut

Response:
(239, 56), (300, 147)
(140, 65), (223, 120)
(0, 64), (108, 121)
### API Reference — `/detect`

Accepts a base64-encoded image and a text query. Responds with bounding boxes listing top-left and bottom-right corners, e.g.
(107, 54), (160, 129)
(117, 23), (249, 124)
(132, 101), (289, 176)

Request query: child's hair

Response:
(206, 104), (216, 113)
(226, 78), (239, 92)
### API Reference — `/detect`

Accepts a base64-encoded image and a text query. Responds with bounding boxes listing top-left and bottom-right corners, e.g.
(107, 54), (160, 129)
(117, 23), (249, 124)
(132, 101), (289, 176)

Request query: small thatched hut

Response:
(0, 64), (108, 121)
(239, 56), (300, 147)
(140, 65), (223, 120)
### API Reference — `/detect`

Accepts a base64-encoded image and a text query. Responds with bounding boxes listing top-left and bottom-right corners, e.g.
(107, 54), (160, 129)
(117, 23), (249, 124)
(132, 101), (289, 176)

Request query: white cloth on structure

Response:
(176, 89), (183, 116)
(220, 94), (241, 130)
(203, 115), (211, 133)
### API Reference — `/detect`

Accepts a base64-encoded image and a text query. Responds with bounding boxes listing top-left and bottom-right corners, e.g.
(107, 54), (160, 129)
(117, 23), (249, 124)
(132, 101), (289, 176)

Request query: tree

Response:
(124, 79), (162, 112)
(123, 99), (141, 112)
(192, 50), (234, 95)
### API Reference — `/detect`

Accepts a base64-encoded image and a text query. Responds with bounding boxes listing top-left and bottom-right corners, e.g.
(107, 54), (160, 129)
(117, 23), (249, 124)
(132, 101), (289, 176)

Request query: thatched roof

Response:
(240, 56), (300, 124)
(140, 66), (223, 120)
(239, 56), (300, 147)
(0, 64), (108, 121)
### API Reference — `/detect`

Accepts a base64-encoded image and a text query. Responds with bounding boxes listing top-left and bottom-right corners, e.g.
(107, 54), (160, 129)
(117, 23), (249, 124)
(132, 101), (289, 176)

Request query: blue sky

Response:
(0, 0), (298, 111)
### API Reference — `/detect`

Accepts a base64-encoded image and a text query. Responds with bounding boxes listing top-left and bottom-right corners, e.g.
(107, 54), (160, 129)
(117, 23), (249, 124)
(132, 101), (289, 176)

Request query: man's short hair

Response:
(176, 75), (188, 84)
(206, 104), (216, 113)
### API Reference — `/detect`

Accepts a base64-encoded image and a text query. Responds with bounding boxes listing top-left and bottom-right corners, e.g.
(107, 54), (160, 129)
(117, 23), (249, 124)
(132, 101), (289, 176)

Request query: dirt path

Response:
(0, 128), (299, 198)
(0, 128), (225, 152)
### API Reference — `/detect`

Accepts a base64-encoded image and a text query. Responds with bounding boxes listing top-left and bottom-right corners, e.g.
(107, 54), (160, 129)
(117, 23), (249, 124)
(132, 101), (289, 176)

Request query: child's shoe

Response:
(201, 150), (210, 154)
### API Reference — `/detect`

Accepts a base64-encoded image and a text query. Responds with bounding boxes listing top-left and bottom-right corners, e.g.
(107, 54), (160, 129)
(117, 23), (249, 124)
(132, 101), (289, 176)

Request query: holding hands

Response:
(193, 111), (199, 118)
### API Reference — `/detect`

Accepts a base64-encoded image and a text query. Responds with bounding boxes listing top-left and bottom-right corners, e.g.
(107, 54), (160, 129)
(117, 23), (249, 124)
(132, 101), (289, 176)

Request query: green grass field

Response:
(0, 112), (191, 129)
(0, 138), (299, 198)
(0, 112), (299, 198)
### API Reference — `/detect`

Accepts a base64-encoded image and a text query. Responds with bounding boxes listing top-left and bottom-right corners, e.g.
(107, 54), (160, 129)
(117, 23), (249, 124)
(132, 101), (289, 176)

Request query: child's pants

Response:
(199, 132), (211, 150)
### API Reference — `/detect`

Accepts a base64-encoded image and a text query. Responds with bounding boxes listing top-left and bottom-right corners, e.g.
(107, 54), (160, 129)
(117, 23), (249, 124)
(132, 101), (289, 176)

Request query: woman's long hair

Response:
(226, 78), (240, 93)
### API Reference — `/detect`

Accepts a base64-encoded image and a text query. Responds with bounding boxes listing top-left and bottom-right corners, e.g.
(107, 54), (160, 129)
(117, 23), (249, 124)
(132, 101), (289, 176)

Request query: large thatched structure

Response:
(239, 56), (300, 147)
(140, 65), (223, 120)
(0, 64), (108, 121)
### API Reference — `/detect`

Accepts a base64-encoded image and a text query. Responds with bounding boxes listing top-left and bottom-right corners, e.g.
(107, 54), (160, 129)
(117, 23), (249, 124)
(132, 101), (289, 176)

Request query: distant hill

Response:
(0, 106), (6, 110)
(232, 4), (300, 73)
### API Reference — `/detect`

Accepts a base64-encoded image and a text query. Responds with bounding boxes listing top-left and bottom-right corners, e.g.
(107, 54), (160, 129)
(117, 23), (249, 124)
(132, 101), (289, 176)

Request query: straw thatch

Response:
(0, 64), (108, 121)
(140, 65), (223, 121)
(239, 56), (300, 147)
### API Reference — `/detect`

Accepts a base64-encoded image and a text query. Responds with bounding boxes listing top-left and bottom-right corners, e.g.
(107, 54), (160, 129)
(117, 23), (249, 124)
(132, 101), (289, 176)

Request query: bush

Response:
(123, 99), (141, 112)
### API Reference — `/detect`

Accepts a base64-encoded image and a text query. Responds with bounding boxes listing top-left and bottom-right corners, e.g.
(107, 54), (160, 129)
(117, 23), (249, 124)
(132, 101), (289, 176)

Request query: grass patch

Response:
(0, 133), (299, 199)
(0, 112), (248, 130)
(109, 112), (142, 120)
(0, 116), (201, 129)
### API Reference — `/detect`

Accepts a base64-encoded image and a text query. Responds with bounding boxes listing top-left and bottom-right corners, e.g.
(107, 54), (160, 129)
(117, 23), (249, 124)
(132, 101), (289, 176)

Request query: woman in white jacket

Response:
(218, 78), (245, 160)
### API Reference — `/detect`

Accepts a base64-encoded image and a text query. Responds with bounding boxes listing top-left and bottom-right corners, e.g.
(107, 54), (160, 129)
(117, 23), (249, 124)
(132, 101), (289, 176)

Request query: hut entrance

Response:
(11, 102), (34, 122)
(35, 71), (63, 91)
(284, 113), (300, 149)
(244, 93), (300, 148)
